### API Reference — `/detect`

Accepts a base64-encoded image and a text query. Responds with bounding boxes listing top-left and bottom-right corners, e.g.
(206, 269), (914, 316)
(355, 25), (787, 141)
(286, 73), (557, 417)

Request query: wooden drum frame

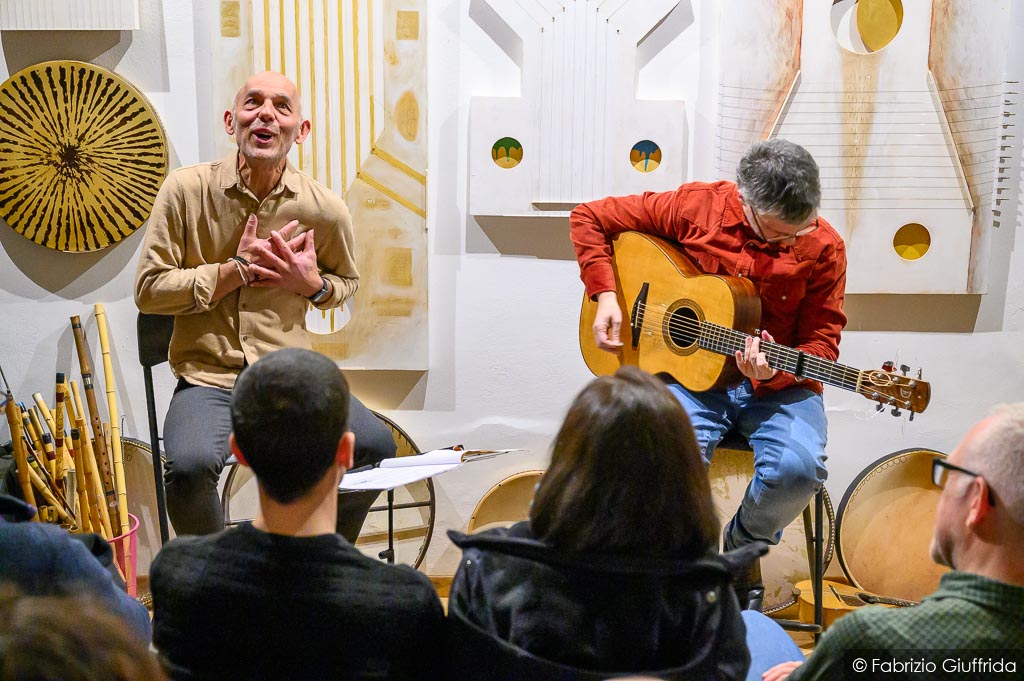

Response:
(836, 447), (949, 602)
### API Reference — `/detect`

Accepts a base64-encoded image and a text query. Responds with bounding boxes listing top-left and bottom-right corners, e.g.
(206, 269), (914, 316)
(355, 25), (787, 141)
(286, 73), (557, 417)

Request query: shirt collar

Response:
(217, 151), (302, 196)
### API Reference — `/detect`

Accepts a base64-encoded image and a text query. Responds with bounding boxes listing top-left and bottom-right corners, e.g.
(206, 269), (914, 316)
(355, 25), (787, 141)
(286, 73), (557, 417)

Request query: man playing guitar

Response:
(569, 139), (847, 611)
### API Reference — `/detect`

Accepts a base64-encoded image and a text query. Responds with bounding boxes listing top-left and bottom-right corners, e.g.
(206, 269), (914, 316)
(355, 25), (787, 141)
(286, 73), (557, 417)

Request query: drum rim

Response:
(835, 447), (947, 590)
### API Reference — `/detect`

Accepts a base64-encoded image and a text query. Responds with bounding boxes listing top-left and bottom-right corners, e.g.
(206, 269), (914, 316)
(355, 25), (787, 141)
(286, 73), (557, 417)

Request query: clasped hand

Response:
(235, 214), (322, 297)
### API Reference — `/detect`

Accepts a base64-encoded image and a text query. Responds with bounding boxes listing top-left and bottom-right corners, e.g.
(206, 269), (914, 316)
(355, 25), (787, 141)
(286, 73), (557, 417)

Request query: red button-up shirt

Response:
(569, 181), (847, 396)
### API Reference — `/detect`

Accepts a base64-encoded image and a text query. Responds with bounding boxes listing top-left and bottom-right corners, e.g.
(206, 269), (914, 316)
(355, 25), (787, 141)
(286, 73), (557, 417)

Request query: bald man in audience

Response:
(764, 403), (1024, 681)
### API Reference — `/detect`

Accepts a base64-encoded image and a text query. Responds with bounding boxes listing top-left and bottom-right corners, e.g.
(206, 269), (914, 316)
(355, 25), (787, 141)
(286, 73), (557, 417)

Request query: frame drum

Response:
(837, 448), (949, 602)
(708, 444), (835, 614)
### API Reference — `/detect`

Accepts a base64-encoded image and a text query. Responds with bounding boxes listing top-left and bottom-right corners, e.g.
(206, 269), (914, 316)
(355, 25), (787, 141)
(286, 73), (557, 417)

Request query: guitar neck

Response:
(698, 322), (864, 394)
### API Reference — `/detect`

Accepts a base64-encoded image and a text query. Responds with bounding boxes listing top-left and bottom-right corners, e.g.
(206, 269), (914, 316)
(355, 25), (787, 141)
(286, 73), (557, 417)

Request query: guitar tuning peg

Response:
(909, 412), (915, 422)
(891, 407), (902, 417)
(916, 369), (922, 379)
(882, 361), (895, 373)
(900, 364), (910, 375)
(876, 403), (884, 412)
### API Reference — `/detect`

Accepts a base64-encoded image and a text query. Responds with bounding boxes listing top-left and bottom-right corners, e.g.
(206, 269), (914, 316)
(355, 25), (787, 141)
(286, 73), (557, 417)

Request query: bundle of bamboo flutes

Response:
(2, 305), (131, 571)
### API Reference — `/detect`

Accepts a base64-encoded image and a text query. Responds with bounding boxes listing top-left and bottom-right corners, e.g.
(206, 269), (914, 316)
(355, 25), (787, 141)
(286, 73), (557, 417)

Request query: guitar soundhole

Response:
(667, 306), (700, 350)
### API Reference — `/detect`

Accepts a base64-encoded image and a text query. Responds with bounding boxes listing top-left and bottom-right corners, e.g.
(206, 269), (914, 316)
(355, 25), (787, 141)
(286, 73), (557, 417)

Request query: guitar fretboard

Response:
(697, 321), (863, 393)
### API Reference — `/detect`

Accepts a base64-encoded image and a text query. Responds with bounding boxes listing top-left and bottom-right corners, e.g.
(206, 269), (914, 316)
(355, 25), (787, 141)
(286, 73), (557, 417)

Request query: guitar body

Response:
(579, 232), (761, 392)
(793, 578), (915, 630)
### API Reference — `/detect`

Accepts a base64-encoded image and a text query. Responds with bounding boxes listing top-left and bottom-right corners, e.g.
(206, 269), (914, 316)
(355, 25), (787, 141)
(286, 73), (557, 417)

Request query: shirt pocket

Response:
(758, 277), (806, 319)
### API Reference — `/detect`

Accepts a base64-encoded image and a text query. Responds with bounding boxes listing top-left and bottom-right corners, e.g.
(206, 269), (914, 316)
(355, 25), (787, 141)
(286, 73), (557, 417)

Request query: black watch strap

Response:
(307, 277), (330, 303)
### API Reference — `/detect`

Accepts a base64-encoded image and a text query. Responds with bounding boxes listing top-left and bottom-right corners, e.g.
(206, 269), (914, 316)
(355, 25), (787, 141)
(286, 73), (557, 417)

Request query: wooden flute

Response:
(70, 315), (119, 519)
(95, 304), (130, 537)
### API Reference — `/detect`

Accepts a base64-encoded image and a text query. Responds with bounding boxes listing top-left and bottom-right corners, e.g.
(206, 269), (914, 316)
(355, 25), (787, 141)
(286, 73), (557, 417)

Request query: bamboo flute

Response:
(70, 315), (118, 520)
(95, 304), (130, 537)
(54, 376), (70, 489)
(6, 393), (38, 517)
(33, 391), (70, 490)
(67, 425), (92, 533)
(68, 380), (113, 538)
(70, 427), (106, 538)
(25, 448), (74, 523)
(20, 404), (44, 456)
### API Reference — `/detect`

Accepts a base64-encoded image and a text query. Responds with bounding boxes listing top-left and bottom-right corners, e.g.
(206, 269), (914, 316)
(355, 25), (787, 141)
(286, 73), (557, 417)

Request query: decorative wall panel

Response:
(0, 0), (139, 30)
(718, 0), (1010, 294)
(248, 0), (427, 369)
(468, 0), (691, 217)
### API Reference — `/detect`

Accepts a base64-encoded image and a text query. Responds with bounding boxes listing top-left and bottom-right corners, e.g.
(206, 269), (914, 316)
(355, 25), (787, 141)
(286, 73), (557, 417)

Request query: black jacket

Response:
(447, 523), (764, 681)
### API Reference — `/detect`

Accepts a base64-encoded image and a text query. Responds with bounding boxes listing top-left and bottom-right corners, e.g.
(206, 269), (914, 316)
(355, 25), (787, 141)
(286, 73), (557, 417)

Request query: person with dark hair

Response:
(0, 591), (166, 681)
(149, 348), (444, 681)
(570, 139), (844, 610)
(0, 494), (151, 641)
(447, 367), (803, 680)
(135, 71), (394, 541)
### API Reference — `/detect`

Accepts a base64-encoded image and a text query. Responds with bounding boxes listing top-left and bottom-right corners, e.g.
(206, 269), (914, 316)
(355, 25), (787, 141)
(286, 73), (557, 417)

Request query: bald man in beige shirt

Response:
(136, 72), (394, 539)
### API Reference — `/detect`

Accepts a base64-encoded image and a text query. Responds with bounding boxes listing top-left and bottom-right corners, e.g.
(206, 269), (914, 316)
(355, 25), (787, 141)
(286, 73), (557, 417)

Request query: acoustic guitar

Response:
(793, 578), (918, 629)
(578, 232), (931, 415)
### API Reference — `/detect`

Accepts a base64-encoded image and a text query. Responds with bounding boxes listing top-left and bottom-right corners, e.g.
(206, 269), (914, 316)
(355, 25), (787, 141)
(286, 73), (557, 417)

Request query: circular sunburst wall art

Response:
(0, 61), (168, 252)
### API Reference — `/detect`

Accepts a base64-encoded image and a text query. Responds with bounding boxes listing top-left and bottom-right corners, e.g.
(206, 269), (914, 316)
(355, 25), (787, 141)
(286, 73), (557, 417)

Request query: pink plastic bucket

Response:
(109, 513), (140, 597)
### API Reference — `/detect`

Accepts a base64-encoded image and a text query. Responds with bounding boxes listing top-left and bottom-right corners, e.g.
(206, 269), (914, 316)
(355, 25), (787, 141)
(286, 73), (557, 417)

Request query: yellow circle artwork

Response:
(857, 0), (903, 52)
(0, 61), (168, 252)
(492, 137), (523, 169)
(893, 223), (930, 261)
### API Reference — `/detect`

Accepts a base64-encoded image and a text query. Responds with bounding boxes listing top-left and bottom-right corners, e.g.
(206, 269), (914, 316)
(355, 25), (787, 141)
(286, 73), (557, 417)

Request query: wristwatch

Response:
(307, 277), (330, 303)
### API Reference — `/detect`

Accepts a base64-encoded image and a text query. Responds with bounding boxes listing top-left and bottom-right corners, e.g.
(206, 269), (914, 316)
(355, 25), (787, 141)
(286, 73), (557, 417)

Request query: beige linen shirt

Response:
(134, 154), (359, 389)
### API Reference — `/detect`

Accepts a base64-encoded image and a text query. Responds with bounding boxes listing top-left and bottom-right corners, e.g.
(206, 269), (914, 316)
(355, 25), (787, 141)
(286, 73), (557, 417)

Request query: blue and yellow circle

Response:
(630, 140), (661, 173)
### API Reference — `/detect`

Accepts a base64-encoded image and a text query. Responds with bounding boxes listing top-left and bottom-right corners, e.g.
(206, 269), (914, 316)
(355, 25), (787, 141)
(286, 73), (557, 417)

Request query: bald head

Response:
(970, 403), (1024, 526)
(233, 71), (301, 116)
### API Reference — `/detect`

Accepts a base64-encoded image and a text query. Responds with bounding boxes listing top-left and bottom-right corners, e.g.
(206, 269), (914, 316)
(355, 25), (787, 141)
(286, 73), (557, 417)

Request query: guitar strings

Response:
(624, 302), (914, 407)
(618, 301), (876, 395)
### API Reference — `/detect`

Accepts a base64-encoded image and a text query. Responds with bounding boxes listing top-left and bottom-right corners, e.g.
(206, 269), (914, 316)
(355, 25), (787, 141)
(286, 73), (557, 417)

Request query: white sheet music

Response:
(339, 449), (524, 491)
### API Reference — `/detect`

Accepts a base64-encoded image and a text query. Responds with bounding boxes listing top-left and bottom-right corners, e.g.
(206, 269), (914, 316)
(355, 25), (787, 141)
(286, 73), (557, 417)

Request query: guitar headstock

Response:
(860, 363), (931, 419)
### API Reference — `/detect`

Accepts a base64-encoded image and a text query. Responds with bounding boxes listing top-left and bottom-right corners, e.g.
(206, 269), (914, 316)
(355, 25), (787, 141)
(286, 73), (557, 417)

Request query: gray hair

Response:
(735, 139), (821, 224)
(972, 403), (1024, 526)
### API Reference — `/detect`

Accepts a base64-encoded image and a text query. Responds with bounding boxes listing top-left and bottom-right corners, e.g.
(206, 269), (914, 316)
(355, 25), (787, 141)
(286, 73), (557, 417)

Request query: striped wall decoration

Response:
(0, 61), (168, 252)
(0, 0), (139, 31)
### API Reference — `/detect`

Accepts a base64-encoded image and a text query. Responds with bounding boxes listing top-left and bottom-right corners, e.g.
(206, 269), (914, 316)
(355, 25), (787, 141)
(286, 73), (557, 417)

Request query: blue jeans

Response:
(742, 611), (804, 680)
(663, 377), (828, 547)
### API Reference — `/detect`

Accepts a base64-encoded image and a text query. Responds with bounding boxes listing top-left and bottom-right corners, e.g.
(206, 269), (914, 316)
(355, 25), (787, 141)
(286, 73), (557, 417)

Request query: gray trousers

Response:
(163, 378), (396, 541)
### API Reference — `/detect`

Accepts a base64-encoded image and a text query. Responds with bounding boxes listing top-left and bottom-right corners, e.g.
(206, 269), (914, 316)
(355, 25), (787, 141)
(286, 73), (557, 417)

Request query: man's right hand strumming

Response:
(593, 291), (624, 352)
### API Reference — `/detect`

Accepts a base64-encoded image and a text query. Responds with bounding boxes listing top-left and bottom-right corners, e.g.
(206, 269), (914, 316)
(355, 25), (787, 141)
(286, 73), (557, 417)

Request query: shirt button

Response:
(781, 295), (787, 300)
(241, 303), (248, 310)
(242, 335), (249, 341)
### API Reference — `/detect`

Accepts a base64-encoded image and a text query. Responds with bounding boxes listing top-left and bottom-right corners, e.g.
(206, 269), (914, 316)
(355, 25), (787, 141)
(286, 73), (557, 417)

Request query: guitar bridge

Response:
(630, 283), (649, 351)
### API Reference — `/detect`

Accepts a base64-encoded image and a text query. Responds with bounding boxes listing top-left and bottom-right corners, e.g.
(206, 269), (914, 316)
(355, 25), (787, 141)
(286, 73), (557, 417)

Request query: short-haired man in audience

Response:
(150, 348), (444, 681)
(764, 403), (1024, 681)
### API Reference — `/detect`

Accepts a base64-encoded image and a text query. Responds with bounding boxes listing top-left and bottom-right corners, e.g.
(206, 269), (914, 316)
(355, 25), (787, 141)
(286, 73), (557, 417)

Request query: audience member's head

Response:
(0, 590), (166, 681)
(530, 366), (718, 557)
(231, 348), (352, 503)
(930, 402), (1024, 577)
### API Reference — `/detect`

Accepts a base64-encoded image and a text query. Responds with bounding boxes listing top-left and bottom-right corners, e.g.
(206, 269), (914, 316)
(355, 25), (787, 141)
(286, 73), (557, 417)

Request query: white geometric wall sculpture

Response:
(469, 0), (691, 217)
(718, 0), (1009, 294)
(0, 0), (139, 30)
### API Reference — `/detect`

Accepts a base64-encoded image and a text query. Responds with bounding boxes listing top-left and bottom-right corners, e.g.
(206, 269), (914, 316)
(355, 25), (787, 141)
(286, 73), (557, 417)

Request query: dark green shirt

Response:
(789, 571), (1024, 680)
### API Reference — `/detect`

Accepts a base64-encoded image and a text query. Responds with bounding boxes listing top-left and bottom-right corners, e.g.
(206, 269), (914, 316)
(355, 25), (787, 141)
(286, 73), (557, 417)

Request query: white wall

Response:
(1, 0), (1022, 577)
